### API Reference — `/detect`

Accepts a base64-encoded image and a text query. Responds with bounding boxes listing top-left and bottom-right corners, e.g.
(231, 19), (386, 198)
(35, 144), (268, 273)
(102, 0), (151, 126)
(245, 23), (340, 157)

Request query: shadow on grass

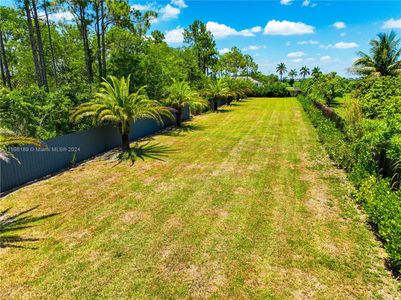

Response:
(216, 108), (232, 113)
(159, 123), (205, 137)
(114, 142), (177, 165)
(0, 206), (59, 249)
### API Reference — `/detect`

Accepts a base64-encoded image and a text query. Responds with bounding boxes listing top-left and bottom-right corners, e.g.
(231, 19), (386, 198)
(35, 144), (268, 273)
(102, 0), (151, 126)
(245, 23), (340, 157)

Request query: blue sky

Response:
(3, 0), (401, 76)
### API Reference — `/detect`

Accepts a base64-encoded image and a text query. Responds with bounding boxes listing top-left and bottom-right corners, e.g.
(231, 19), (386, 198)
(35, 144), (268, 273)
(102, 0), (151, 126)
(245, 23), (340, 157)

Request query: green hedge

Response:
(298, 95), (401, 274)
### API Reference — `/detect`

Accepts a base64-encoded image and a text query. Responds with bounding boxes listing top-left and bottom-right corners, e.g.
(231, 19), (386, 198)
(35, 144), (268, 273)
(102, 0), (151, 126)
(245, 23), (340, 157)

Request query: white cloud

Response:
(206, 21), (259, 38)
(333, 42), (359, 49)
(50, 11), (74, 21)
(171, 0), (187, 8)
(302, 0), (310, 7)
(311, 3), (317, 7)
(382, 18), (401, 29)
(250, 26), (263, 33)
(319, 42), (359, 49)
(287, 51), (305, 58)
(243, 45), (266, 51)
(219, 48), (231, 54)
(280, 0), (293, 5)
(340, 32), (347, 37)
(285, 41), (291, 46)
(131, 3), (155, 11)
(320, 55), (332, 62)
(291, 58), (303, 63)
(305, 57), (316, 62)
(160, 4), (181, 20)
(165, 27), (184, 43)
(264, 20), (315, 36)
(333, 21), (346, 29)
(297, 39), (319, 45)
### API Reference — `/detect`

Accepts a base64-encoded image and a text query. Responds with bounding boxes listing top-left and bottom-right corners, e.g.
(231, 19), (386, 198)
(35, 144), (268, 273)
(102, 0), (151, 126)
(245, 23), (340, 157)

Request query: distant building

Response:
(235, 76), (263, 87)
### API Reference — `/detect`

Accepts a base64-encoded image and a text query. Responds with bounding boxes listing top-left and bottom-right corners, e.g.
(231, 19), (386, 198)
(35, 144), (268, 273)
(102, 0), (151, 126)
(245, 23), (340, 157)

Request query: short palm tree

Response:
(224, 78), (248, 104)
(0, 128), (43, 163)
(164, 81), (208, 127)
(299, 66), (310, 79)
(352, 31), (401, 76)
(71, 75), (173, 151)
(288, 69), (298, 80)
(276, 63), (287, 81)
(203, 79), (231, 111)
(311, 67), (322, 78)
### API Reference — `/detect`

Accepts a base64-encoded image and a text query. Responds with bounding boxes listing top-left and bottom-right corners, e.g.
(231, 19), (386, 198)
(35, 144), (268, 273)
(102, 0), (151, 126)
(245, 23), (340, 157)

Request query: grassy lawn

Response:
(0, 98), (399, 299)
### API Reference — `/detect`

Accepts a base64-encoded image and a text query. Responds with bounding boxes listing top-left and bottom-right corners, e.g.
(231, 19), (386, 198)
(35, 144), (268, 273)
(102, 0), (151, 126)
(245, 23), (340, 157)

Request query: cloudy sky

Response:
(150, 0), (401, 76)
(3, 0), (401, 76)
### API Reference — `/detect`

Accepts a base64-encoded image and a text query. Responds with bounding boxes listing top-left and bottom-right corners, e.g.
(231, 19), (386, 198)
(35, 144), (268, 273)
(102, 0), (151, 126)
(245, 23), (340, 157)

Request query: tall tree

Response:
(94, 0), (103, 81)
(299, 66), (310, 79)
(311, 66), (322, 78)
(183, 20), (218, 76)
(0, 29), (12, 89)
(23, 0), (43, 88)
(276, 62), (287, 81)
(288, 69), (298, 80)
(43, 0), (58, 87)
(62, 0), (93, 82)
(100, 0), (106, 78)
(352, 31), (401, 76)
(32, 0), (49, 91)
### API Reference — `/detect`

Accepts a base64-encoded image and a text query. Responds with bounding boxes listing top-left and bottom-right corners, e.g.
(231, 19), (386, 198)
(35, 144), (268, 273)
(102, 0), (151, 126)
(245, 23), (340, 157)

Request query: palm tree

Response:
(288, 69), (298, 80)
(224, 77), (249, 104)
(299, 66), (310, 79)
(0, 128), (43, 163)
(352, 31), (401, 76)
(276, 63), (287, 81)
(202, 79), (231, 111)
(311, 67), (322, 78)
(71, 75), (173, 151)
(164, 80), (208, 127)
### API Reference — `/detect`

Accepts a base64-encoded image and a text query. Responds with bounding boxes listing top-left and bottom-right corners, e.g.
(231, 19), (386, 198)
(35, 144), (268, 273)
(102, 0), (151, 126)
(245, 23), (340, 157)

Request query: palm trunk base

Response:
(122, 132), (130, 151)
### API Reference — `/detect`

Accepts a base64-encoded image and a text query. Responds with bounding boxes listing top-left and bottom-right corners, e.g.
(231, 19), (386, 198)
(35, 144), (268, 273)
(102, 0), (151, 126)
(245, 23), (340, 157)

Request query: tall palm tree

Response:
(352, 31), (401, 76)
(71, 75), (173, 151)
(288, 69), (298, 80)
(0, 128), (43, 163)
(276, 63), (287, 81)
(311, 66), (322, 78)
(202, 79), (231, 111)
(164, 80), (208, 127)
(299, 66), (310, 79)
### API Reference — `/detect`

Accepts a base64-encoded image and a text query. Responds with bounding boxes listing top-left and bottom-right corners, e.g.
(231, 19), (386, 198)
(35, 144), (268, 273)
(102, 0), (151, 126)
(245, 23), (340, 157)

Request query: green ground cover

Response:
(0, 98), (398, 299)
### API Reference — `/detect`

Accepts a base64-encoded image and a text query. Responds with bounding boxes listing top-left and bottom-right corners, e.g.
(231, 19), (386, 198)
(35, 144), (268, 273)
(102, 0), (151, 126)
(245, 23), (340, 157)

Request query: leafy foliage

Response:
(71, 75), (172, 150)
(352, 31), (401, 76)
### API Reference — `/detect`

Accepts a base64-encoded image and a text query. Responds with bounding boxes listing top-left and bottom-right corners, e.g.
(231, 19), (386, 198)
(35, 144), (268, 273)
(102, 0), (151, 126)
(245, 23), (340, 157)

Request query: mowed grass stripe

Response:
(0, 98), (399, 299)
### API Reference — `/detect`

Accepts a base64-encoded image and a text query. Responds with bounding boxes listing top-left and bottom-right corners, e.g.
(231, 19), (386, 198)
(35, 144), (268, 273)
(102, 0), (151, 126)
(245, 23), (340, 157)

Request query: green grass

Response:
(0, 98), (399, 299)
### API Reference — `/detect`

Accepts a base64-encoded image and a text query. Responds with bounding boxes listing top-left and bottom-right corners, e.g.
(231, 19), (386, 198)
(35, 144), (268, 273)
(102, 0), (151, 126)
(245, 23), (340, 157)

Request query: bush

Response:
(299, 94), (401, 273)
(0, 84), (93, 140)
(357, 177), (401, 271)
(249, 82), (290, 97)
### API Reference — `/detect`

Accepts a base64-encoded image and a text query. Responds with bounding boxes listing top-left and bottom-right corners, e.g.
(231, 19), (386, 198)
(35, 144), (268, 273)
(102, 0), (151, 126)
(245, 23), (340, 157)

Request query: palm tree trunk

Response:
(0, 31), (12, 90)
(213, 99), (218, 111)
(32, 0), (49, 92)
(121, 132), (130, 151)
(43, 0), (58, 87)
(24, 0), (42, 88)
(175, 107), (183, 127)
